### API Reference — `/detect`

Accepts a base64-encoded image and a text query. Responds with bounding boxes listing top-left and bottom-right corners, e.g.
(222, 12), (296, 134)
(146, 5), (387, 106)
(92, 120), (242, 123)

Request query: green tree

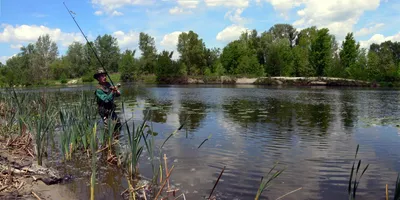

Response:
(50, 56), (69, 80)
(4, 56), (24, 86)
(340, 33), (359, 77)
(177, 31), (207, 75)
(65, 41), (86, 78)
(156, 51), (185, 82)
(379, 43), (397, 81)
(310, 28), (332, 76)
(220, 40), (264, 76)
(139, 32), (157, 74)
(265, 38), (293, 76)
(94, 34), (120, 73)
(19, 43), (36, 84)
(83, 41), (99, 73)
(367, 51), (380, 81)
(33, 34), (59, 82)
(268, 24), (298, 47)
(119, 49), (138, 82)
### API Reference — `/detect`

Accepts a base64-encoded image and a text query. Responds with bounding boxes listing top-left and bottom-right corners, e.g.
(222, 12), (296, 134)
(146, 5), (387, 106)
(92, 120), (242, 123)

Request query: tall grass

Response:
(348, 144), (369, 200)
(255, 163), (285, 200)
(90, 123), (97, 200)
(25, 96), (57, 166)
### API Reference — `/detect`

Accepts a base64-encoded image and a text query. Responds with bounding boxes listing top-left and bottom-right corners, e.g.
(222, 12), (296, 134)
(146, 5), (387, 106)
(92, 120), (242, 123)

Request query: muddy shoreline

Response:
(0, 135), (77, 200)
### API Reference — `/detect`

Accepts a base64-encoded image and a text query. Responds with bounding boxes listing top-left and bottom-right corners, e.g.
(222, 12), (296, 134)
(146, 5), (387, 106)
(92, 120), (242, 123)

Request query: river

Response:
(22, 84), (400, 200)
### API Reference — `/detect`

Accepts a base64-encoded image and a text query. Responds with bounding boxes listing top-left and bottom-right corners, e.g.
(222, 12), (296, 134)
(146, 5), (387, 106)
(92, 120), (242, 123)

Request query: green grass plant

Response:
(348, 144), (369, 200)
(255, 163), (285, 200)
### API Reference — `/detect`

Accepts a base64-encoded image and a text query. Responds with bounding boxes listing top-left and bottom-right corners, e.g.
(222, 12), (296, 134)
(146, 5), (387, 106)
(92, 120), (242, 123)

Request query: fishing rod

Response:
(62, 2), (116, 87)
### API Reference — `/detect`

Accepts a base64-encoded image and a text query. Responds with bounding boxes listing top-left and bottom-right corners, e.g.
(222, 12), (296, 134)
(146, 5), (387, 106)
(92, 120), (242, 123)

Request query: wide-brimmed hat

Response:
(93, 68), (107, 79)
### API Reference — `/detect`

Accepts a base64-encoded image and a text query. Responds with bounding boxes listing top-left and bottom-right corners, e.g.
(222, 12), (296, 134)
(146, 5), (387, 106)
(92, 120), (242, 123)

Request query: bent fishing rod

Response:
(63, 2), (116, 87)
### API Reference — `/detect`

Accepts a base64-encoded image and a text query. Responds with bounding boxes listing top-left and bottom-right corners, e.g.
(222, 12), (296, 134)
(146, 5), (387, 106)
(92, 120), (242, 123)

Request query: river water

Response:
(27, 84), (400, 199)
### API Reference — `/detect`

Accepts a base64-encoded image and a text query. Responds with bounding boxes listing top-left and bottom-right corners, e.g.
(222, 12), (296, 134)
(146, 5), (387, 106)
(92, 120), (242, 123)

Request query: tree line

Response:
(0, 23), (399, 86)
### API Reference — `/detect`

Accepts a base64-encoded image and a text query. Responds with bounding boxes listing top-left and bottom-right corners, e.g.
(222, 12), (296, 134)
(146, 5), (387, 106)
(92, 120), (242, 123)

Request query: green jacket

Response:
(95, 82), (120, 117)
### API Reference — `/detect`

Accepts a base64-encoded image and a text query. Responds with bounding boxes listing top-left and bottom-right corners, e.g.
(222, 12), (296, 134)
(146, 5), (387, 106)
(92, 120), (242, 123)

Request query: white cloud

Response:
(94, 10), (103, 16)
(160, 31), (188, 60)
(264, 0), (305, 17)
(224, 8), (248, 24)
(112, 30), (140, 50)
(359, 32), (400, 49)
(177, 0), (199, 8)
(216, 24), (249, 42)
(355, 23), (385, 37)
(292, 0), (381, 40)
(91, 0), (154, 15)
(10, 44), (22, 49)
(205, 0), (249, 8)
(111, 10), (124, 16)
(161, 31), (184, 49)
(0, 24), (85, 47)
(169, 6), (193, 15)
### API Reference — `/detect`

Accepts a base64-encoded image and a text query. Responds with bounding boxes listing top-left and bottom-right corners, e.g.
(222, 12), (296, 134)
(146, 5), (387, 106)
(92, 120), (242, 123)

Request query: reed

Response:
(254, 163), (284, 200)
(25, 97), (57, 166)
(347, 144), (369, 200)
(90, 123), (97, 200)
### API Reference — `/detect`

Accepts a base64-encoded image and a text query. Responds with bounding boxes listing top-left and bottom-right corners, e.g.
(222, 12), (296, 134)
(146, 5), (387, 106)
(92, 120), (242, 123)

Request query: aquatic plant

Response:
(255, 163), (285, 200)
(90, 123), (97, 200)
(25, 97), (57, 166)
(348, 144), (369, 200)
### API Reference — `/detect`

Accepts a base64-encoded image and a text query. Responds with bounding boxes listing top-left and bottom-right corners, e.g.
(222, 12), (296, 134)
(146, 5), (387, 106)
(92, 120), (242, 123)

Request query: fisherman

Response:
(93, 68), (121, 138)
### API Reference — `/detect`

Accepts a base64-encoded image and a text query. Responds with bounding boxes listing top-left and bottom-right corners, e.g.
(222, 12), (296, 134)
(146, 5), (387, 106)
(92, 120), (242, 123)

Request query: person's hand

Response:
(110, 86), (120, 95)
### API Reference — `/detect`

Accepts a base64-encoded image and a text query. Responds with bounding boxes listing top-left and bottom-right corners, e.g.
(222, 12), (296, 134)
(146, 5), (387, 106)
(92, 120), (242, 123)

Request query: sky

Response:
(0, 0), (400, 64)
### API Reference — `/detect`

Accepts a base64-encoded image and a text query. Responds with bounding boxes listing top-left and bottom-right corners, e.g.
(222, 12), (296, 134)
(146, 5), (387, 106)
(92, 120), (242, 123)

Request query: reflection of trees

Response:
(222, 97), (333, 134)
(142, 98), (173, 123)
(340, 91), (356, 129)
(178, 101), (207, 132)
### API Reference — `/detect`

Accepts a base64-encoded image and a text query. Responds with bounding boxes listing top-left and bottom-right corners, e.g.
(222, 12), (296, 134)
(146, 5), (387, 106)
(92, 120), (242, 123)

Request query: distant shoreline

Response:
(2, 75), (382, 88)
(157, 76), (376, 87)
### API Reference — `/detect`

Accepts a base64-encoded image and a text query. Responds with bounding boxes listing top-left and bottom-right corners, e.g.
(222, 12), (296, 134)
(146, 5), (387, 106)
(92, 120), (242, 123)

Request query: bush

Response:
(82, 72), (94, 83)
(60, 73), (68, 84)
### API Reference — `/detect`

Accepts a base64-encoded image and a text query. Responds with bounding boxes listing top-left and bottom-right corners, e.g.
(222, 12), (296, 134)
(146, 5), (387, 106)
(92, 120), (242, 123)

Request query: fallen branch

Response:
(32, 191), (42, 200)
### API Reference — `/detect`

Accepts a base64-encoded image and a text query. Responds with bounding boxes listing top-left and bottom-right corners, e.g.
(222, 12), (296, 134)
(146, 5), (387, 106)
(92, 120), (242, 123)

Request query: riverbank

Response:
(2, 74), (381, 88)
(171, 76), (375, 87)
(0, 134), (77, 200)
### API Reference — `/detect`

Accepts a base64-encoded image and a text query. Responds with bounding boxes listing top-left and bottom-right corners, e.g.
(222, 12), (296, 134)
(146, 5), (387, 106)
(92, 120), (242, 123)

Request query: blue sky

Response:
(0, 0), (399, 63)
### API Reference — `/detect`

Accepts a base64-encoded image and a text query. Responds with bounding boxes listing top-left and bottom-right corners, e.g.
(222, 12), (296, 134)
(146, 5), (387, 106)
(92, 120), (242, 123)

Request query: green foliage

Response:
(177, 31), (207, 75)
(94, 34), (120, 73)
(220, 40), (264, 76)
(65, 41), (87, 77)
(82, 71), (95, 83)
(310, 28), (333, 76)
(50, 57), (69, 80)
(119, 49), (138, 82)
(340, 33), (359, 74)
(265, 38), (293, 76)
(60, 73), (68, 84)
(155, 51), (185, 83)
(139, 32), (157, 74)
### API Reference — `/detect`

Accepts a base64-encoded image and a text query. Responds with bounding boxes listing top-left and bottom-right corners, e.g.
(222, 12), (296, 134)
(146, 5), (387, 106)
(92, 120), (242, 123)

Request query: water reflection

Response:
(222, 97), (333, 134)
(179, 101), (208, 132)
